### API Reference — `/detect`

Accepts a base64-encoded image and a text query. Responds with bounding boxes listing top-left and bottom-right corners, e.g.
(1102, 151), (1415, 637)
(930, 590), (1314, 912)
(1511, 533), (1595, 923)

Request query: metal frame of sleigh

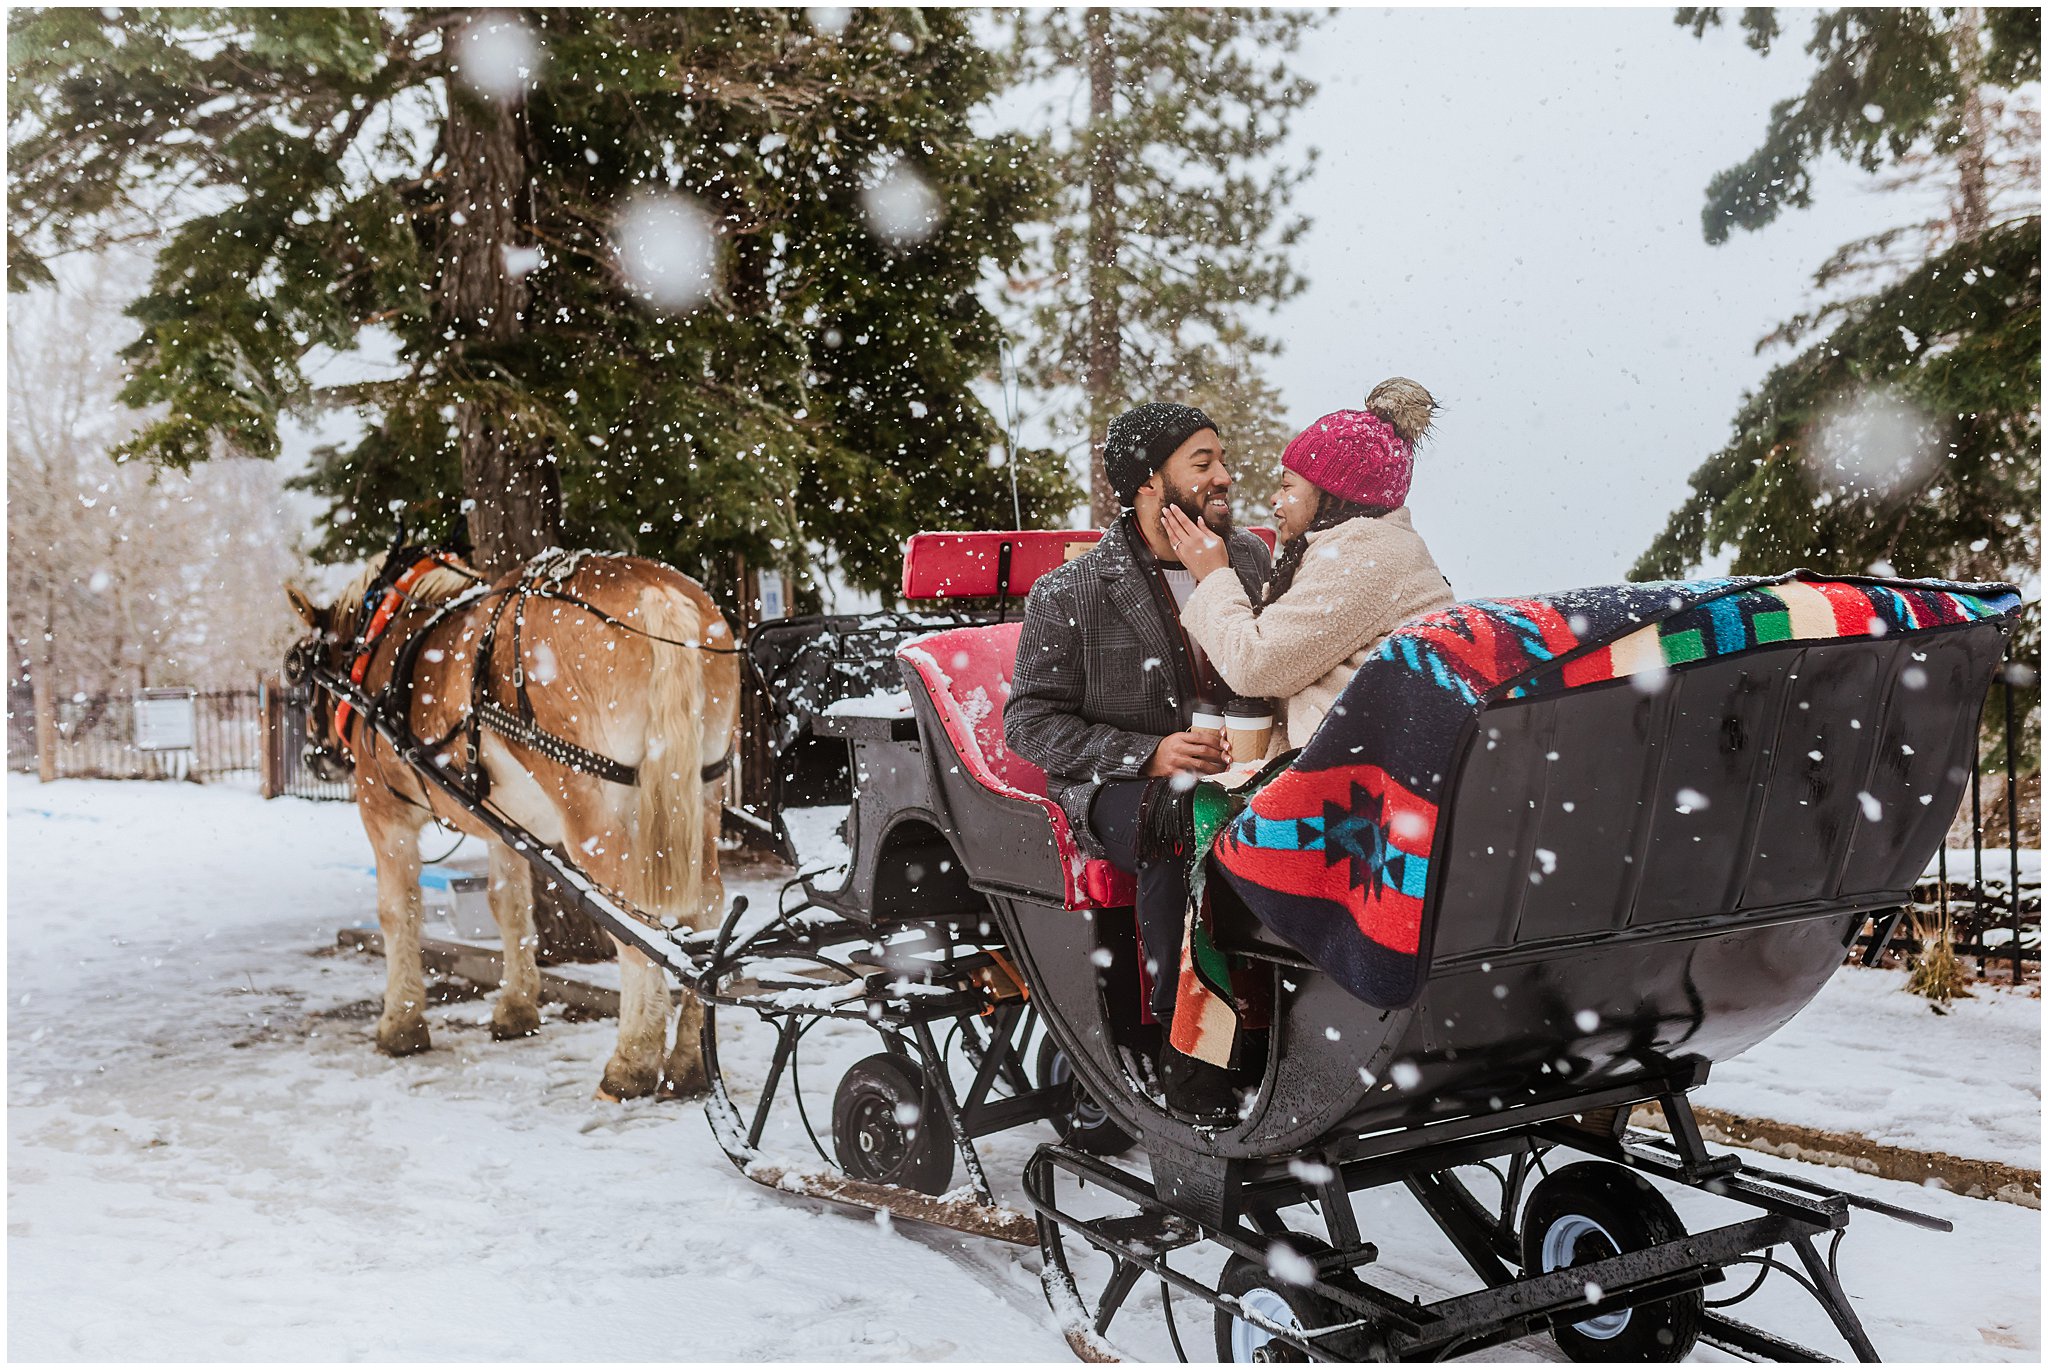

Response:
(693, 534), (2021, 1364)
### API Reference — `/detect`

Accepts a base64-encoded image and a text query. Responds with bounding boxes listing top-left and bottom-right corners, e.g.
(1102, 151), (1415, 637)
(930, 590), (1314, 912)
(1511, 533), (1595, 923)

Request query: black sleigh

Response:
(700, 534), (2020, 1364)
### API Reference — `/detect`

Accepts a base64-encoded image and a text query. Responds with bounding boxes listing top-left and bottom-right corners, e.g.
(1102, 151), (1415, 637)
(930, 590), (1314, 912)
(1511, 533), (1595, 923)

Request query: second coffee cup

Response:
(1224, 699), (1273, 763)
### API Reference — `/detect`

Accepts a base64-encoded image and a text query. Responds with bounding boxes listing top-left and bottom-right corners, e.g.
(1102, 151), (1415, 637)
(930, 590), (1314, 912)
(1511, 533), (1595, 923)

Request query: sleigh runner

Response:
(290, 532), (2021, 1363)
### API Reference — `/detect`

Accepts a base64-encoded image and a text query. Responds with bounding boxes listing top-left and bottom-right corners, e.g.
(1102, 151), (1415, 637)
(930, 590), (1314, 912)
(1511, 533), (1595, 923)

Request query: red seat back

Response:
(901, 527), (1278, 601)
(898, 622), (1135, 910)
(898, 621), (1041, 798)
(902, 531), (1103, 602)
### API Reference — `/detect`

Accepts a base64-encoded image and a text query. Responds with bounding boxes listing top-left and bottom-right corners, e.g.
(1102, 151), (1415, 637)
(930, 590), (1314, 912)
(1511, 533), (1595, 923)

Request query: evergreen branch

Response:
(1637, 217), (2040, 581)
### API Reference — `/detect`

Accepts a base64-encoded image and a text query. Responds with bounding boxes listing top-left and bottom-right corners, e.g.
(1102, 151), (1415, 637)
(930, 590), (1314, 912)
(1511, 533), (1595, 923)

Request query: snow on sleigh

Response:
(697, 533), (2020, 1364)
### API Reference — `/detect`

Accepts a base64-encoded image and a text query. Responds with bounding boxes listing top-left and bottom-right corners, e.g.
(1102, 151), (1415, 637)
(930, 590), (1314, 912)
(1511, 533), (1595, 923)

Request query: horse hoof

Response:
(659, 1068), (709, 1101)
(491, 1002), (542, 1041)
(376, 1019), (432, 1057)
(598, 1059), (661, 1100)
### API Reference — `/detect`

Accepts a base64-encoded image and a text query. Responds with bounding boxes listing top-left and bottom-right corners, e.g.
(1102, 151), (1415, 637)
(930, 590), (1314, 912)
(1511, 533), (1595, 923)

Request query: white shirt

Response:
(1159, 565), (1218, 692)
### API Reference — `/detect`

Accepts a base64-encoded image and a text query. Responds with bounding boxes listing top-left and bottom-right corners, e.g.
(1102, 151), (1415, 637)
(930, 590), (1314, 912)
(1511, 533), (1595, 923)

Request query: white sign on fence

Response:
(133, 688), (197, 752)
(756, 568), (787, 622)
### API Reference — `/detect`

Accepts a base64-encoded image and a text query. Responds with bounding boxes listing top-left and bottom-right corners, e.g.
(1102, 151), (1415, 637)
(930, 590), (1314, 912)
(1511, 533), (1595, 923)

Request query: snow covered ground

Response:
(1696, 961), (2040, 1170)
(8, 777), (2041, 1361)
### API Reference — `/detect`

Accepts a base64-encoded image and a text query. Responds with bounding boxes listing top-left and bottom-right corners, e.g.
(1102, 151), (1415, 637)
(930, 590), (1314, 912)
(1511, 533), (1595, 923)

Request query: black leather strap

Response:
(477, 699), (638, 785)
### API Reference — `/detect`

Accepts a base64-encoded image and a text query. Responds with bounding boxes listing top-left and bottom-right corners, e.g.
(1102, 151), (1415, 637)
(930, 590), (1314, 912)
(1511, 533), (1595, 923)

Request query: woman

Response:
(1162, 377), (1455, 758)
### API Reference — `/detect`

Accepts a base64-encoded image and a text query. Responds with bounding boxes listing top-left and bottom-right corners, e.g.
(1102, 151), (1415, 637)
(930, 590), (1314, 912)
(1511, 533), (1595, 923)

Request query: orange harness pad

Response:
(333, 555), (448, 758)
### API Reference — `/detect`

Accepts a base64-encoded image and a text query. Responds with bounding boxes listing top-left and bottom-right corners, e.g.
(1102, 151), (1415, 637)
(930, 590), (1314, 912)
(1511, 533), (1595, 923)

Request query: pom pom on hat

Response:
(1364, 376), (1437, 447)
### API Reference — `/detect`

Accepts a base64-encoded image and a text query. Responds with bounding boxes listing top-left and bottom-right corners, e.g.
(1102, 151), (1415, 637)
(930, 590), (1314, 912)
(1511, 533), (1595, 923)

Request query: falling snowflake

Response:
(1286, 1157), (1336, 1186)
(453, 15), (544, 101)
(612, 191), (719, 312)
(860, 156), (943, 247)
(1264, 1241), (1317, 1288)
(1806, 389), (1940, 503)
(500, 244), (543, 278)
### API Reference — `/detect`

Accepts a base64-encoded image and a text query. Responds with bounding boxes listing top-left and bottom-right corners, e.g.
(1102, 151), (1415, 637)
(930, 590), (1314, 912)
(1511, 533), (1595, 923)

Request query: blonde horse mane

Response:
(332, 557), (478, 616)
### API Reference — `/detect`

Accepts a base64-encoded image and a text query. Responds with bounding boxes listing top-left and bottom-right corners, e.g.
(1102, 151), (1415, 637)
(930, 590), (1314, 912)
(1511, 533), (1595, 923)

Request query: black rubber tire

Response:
(1035, 1036), (1136, 1156)
(1519, 1161), (1704, 1362)
(1213, 1236), (1378, 1363)
(830, 1052), (955, 1195)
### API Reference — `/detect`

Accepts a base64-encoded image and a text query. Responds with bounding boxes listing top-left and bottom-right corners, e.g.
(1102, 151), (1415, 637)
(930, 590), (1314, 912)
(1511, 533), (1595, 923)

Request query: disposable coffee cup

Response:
(1189, 710), (1226, 745)
(1224, 701), (1272, 762)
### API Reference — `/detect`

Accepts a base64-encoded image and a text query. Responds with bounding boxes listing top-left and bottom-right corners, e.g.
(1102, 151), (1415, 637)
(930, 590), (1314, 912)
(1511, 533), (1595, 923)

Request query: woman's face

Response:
(1273, 468), (1319, 541)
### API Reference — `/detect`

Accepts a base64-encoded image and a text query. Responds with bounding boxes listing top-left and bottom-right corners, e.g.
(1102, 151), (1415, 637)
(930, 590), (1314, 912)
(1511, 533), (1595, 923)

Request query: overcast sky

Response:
(1256, 6), (1944, 598)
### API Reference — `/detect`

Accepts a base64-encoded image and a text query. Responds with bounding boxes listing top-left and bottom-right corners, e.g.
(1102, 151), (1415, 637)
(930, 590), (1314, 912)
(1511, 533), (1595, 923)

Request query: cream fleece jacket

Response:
(1180, 507), (1456, 755)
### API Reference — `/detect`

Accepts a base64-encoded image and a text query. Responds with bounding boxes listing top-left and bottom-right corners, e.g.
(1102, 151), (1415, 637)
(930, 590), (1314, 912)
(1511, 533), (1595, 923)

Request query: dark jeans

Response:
(1087, 779), (1188, 1020)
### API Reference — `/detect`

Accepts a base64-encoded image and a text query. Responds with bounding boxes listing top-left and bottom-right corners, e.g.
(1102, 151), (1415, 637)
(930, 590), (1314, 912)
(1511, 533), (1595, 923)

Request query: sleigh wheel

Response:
(1034, 1036), (1134, 1156)
(831, 1052), (955, 1195)
(1520, 1162), (1703, 1362)
(1215, 1235), (1379, 1363)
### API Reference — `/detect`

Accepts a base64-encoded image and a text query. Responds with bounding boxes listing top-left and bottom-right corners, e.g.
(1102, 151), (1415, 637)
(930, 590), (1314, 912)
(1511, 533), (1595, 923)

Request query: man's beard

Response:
(1161, 476), (1234, 537)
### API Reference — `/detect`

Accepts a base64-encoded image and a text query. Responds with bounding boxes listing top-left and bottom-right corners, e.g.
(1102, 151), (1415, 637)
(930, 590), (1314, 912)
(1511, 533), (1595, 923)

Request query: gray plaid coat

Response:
(1005, 515), (1272, 847)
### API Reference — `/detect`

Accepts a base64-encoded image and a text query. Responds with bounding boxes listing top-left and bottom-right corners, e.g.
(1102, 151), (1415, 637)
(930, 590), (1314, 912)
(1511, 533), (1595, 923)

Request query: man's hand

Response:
(1143, 730), (1231, 778)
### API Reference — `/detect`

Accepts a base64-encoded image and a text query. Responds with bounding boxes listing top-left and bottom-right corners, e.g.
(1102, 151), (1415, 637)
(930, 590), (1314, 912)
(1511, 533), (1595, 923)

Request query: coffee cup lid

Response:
(1225, 701), (1272, 721)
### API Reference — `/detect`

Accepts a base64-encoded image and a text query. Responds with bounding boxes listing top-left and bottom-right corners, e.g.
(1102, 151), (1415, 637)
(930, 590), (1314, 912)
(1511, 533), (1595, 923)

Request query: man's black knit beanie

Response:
(1103, 402), (1218, 506)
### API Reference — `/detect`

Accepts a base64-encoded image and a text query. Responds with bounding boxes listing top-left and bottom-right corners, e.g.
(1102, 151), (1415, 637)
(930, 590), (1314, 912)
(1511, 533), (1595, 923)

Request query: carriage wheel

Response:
(1214, 1236), (1379, 1363)
(831, 1052), (955, 1195)
(1034, 1036), (1135, 1157)
(1519, 1162), (1703, 1362)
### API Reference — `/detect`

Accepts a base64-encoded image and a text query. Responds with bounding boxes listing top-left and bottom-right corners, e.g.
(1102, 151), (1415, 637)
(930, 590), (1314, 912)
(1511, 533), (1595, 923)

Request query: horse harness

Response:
(328, 548), (735, 805)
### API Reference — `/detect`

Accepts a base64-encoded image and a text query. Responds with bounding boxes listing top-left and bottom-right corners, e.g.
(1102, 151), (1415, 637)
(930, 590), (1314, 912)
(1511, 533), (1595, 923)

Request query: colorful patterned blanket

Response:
(1209, 571), (2020, 1010)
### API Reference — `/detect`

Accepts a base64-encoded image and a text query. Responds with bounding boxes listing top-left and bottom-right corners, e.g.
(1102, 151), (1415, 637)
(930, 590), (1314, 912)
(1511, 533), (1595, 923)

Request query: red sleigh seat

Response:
(897, 621), (1136, 911)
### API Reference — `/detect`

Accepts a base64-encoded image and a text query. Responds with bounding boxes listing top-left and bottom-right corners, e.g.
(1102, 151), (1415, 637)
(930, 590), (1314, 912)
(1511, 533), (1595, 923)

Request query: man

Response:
(1005, 402), (1271, 1108)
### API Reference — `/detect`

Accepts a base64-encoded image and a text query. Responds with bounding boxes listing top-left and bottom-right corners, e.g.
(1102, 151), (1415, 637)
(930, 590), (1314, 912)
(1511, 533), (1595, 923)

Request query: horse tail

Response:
(630, 580), (707, 930)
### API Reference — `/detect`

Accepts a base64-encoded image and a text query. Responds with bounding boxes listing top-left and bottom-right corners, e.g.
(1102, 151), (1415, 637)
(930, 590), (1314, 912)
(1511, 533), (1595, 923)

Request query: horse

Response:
(284, 547), (740, 1100)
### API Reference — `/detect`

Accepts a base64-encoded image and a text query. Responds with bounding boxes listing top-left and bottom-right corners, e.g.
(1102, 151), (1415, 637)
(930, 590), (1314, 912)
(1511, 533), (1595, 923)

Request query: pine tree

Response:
(1004, 8), (1321, 525)
(8, 8), (1073, 602)
(1635, 7), (2039, 586)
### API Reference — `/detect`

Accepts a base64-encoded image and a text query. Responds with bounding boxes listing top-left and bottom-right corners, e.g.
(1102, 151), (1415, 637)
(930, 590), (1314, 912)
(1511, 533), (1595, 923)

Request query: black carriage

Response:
(693, 533), (2020, 1363)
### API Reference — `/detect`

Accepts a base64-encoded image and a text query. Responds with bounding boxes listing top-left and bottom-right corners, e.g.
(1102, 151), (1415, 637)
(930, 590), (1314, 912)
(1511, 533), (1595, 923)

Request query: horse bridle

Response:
(285, 577), (388, 778)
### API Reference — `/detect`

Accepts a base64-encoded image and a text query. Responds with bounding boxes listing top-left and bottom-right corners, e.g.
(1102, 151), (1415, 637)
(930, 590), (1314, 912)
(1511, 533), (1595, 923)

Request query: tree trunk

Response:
(1084, 8), (1121, 529)
(440, 71), (560, 579)
(1950, 7), (1992, 244)
(438, 51), (601, 959)
(33, 600), (56, 784)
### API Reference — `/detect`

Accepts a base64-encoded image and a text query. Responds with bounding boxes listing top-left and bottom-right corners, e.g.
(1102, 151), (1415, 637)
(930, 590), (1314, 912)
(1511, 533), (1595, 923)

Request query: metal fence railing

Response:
(260, 678), (352, 802)
(7, 679), (350, 800)
(6, 683), (266, 782)
(1856, 662), (2039, 983)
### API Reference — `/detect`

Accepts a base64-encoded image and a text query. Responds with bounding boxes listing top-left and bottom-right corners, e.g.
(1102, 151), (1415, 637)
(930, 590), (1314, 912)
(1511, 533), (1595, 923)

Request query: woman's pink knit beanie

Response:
(1280, 409), (1414, 510)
